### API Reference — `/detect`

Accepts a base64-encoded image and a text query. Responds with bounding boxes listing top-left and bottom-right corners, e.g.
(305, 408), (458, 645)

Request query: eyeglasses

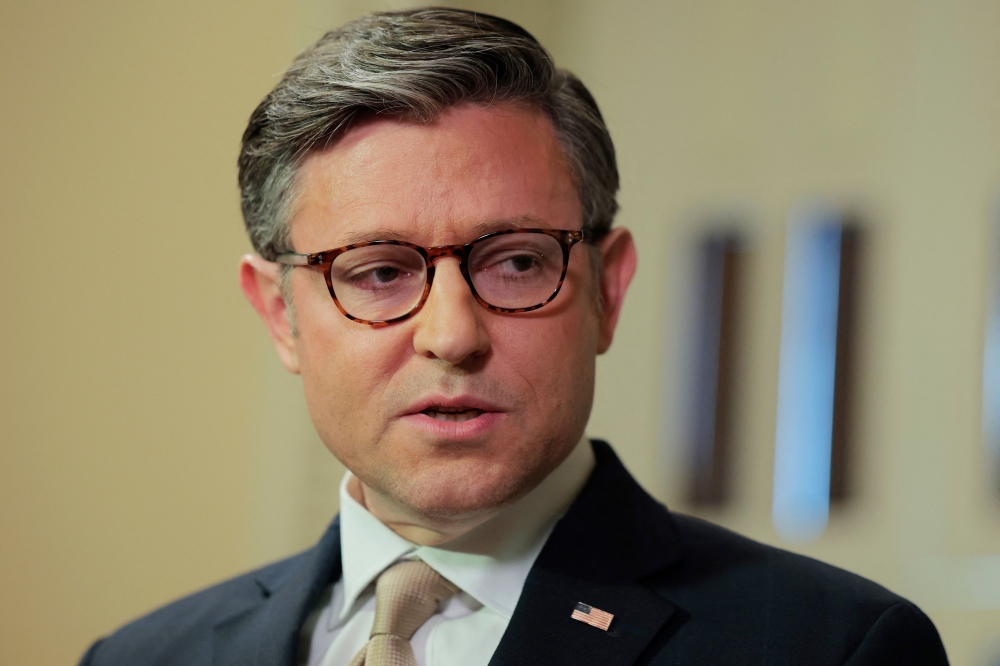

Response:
(275, 228), (589, 326)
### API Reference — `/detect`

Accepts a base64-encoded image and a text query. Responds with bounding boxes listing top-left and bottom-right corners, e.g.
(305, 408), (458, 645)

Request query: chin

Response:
(381, 455), (544, 519)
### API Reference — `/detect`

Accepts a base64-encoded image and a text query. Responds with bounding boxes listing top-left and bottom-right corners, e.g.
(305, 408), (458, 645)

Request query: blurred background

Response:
(2, 0), (999, 663)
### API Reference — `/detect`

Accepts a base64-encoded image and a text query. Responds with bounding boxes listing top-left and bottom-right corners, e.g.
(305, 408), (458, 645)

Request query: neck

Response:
(347, 475), (499, 546)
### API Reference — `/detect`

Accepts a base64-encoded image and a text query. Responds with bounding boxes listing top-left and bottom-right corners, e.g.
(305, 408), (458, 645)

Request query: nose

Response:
(411, 257), (491, 365)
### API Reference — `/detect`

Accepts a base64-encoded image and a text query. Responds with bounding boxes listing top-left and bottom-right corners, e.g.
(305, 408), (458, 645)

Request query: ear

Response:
(595, 228), (637, 354)
(239, 254), (300, 374)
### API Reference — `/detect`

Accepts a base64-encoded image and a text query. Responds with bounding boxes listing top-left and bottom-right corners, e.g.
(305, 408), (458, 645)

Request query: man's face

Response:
(249, 104), (633, 521)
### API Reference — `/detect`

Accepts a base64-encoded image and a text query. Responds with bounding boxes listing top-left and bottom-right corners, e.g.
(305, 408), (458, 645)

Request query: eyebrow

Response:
(337, 215), (553, 246)
(470, 215), (552, 236)
(339, 228), (409, 245)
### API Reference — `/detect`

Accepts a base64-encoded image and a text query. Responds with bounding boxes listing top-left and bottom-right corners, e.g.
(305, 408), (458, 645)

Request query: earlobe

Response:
(238, 254), (301, 374)
(595, 228), (637, 354)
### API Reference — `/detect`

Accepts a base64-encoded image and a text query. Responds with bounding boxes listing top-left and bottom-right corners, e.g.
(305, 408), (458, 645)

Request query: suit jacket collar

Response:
(210, 440), (682, 666)
(488, 440), (683, 665)
(212, 516), (343, 666)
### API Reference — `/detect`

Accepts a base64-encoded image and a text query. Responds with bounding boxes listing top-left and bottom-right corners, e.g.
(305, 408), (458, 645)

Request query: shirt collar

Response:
(337, 436), (595, 621)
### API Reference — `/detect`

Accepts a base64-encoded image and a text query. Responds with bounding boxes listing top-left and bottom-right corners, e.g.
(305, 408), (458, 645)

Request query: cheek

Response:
(491, 290), (600, 415)
(551, 312), (599, 411)
(294, 300), (410, 451)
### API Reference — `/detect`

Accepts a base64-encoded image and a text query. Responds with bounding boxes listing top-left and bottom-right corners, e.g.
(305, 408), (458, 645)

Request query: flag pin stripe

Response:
(570, 601), (614, 631)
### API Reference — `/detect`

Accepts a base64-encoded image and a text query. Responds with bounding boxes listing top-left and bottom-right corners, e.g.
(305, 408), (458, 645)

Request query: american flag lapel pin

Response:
(571, 601), (614, 631)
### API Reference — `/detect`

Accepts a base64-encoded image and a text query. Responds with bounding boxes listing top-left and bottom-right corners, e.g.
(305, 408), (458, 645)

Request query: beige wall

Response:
(0, 2), (296, 662)
(2, 1), (999, 664)
(563, 3), (1000, 663)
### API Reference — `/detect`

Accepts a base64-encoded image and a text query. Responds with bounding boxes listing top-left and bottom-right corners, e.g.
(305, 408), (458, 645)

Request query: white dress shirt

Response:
(301, 437), (595, 666)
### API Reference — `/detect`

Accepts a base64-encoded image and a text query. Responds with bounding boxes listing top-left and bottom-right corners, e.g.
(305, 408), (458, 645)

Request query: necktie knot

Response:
(349, 560), (459, 666)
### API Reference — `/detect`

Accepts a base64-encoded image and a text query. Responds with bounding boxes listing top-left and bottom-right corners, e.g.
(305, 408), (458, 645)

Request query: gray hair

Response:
(238, 8), (619, 261)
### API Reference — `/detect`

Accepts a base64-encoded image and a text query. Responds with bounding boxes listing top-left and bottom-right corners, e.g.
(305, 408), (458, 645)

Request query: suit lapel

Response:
(212, 516), (343, 666)
(489, 440), (684, 666)
(208, 441), (680, 666)
(489, 569), (676, 666)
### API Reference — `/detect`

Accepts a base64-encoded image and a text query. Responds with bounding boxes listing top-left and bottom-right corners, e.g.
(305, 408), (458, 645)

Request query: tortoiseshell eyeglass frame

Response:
(274, 228), (590, 327)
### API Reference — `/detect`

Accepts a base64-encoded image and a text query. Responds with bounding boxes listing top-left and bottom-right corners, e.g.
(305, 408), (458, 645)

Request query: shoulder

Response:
(655, 514), (946, 664)
(78, 551), (311, 666)
(667, 512), (899, 608)
(568, 441), (946, 662)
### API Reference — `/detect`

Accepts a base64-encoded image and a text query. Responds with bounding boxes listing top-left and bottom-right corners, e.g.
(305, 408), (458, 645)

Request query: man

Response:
(80, 8), (948, 666)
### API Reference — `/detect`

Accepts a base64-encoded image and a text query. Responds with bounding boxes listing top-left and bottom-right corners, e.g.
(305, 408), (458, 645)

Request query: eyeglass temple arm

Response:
(273, 253), (311, 266)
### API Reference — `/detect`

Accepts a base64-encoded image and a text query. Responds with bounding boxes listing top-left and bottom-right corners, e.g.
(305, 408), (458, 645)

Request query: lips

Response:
(401, 395), (506, 436)
(405, 394), (504, 418)
(422, 407), (485, 422)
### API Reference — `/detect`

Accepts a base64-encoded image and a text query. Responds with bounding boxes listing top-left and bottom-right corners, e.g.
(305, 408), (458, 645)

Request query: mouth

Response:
(401, 395), (506, 438)
(421, 407), (485, 422)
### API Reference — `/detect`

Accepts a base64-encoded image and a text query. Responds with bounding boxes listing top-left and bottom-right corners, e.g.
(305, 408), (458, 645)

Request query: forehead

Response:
(289, 103), (581, 250)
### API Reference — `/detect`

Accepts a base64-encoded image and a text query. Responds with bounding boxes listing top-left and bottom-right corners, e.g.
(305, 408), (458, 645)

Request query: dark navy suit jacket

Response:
(80, 440), (949, 665)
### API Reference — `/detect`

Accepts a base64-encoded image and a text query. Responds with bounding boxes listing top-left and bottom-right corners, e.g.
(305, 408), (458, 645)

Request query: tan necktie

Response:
(348, 560), (459, 666)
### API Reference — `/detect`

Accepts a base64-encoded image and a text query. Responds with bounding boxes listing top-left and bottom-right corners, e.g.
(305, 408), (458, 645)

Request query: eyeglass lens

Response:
(329, 233), (566, 321)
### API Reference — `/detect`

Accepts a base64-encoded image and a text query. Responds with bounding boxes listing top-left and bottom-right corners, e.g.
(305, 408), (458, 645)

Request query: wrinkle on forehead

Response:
(288, 103), (580, 252)
(337, 215), (555, 246)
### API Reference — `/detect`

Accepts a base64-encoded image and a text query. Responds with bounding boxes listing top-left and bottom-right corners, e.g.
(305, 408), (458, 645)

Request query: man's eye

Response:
(505, 255), (537, 272)
(346, 264), (409, 288)
(371, 266), (401, 283)
(485, 251), (544, 274)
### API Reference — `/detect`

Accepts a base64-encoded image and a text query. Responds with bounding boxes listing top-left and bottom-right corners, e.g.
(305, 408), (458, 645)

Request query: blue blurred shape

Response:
(773, 208), (843, 542)
(983, 190), (1000, 484)
(983, 294), (1000, 465)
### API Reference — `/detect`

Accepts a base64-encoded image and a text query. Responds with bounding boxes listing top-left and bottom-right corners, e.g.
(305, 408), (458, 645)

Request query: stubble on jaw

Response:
(344, 367), (578, 524)
(364, 434), (567, 520)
